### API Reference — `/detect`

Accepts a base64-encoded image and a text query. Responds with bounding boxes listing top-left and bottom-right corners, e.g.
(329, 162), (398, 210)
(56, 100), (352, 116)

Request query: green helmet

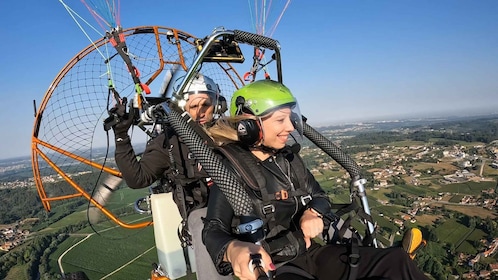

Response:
(230, 80), (296, 117)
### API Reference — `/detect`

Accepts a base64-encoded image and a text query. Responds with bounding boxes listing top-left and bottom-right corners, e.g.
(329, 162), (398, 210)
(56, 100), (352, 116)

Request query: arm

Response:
(202, 185), (237, 275)
(296, 155), (332, 247)
(305, 168), (332, 215)
(290, 151), (331, 216)
(202, 185), (273, 278)
(110, 100), (172, 189)
(115, 133), (172, 189)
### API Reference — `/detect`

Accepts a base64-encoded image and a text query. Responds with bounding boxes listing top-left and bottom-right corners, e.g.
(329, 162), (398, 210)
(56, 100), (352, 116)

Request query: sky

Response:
(1, 0), (497, 160)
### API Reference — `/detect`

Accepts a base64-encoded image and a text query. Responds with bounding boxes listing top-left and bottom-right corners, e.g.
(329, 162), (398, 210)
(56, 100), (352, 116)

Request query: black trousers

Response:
(274, 244), (429, 280)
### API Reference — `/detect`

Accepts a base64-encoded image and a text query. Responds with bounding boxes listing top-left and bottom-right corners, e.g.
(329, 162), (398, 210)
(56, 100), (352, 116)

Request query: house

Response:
(479, 270), (490, 278)
(489, 263), (498, 272)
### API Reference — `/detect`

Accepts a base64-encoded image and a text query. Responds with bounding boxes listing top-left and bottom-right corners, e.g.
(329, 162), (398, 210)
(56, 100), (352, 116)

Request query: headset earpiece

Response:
(235, 96), (246, 115)
(237, 119), (262, 146)
(234, 95), (262, 146)
(216, 95), (228, 114)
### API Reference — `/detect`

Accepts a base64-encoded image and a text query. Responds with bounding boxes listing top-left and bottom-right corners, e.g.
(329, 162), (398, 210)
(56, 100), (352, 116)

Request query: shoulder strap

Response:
(216, 144), (266, 191)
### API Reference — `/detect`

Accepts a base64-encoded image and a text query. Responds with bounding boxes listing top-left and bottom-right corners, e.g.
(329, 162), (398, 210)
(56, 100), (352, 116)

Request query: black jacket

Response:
(115, 128), (211, 220)
(202, 144), (332, 275)
(114, 128), (208, 190)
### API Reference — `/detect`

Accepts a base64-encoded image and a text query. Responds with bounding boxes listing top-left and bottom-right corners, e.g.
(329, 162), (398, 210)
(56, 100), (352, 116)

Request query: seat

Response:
(402, 228), (427, 260)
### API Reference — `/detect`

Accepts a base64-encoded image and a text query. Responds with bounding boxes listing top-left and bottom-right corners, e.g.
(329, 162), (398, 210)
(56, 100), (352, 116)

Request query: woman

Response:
(203, 79), (429, 280)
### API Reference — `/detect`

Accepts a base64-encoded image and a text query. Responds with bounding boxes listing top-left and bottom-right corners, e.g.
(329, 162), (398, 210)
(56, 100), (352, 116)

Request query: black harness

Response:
(217, 143), (377, 280)
(216, 144), (316, 269)
(156, 127), (211, 273)
(217, 144), (312, 234)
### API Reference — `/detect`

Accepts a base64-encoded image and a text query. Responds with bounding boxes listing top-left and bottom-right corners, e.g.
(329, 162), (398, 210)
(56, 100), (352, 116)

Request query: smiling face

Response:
(260, 107), (295, 150)
(185, 93), (215, 125)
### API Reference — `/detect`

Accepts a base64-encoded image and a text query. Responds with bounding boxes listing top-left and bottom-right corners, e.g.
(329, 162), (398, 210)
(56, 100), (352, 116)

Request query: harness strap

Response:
(275, 265), (316, 279)
(174, 217), (192, 273)
(174, 182), (190, 244)
(346, 237), (360, 280)
(170, 178), (192, 274)
(332, 202), (359, 217)
(162, 131), (190, 244)
(329, 199), (377, 247)
(217, 144), (262, 190)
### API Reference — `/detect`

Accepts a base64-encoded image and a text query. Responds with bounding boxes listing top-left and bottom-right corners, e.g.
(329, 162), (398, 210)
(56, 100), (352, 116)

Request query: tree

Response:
(427, 227), (439, 242)
(423, 258), (434, 273)
(469, 216), (477, 228)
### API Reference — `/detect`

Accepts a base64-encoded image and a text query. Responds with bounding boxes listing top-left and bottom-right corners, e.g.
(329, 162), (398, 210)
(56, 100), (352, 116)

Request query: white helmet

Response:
(178, 73), (221, 111)
(184, 73), (219, 97)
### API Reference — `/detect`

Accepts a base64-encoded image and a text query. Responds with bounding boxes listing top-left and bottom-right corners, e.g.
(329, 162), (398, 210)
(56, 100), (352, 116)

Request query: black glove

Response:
(104, 97), (135, 140)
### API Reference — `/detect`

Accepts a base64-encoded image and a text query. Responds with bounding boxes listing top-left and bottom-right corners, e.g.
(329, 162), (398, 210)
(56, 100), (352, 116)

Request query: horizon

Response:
(308, 104), (498, 127)
(4, 109), (497, 161)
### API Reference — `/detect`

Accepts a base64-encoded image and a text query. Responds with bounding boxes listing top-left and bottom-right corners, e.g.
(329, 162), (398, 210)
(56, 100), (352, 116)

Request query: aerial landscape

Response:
(1, 113), (498, 279)
(1, 1), (497, 280)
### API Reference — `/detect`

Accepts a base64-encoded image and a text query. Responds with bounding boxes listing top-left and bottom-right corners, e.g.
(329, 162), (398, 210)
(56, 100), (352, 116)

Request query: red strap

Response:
(244, 72), (254, 82)
(140, 83), (151, 94)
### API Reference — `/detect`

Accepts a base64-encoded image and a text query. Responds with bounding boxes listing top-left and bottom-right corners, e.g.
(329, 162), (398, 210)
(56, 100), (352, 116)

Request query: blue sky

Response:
(1, 0), (497, 160)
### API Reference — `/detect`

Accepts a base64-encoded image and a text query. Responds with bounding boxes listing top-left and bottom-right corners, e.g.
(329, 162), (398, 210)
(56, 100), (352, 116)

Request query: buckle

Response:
(235, 218), (264, 234)
(275, 189), (289, 200)
(300, 195), (312, 205)
(262, 204), (275, 215)
(348, 253), (360, 267)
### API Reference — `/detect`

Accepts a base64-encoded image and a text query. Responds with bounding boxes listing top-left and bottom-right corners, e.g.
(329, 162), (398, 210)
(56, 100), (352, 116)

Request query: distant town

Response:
(302, 117), (498, 278)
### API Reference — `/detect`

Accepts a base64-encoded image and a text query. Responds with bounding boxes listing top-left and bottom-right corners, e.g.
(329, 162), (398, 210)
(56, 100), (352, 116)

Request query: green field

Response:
(448, 195), (464, 203)
(436, 220), (469, 244)
(438, 181), (496, 195)
(390, 184), (434, 197)
(48, 222), (200, 280)
(39, 185), (194, 280)
(458, 228), (487, 254)
(5, 263), (30, 280)
(56, 226), (156, 279)
(387, 140), (427, 147)
(432, 219), (488, 254)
